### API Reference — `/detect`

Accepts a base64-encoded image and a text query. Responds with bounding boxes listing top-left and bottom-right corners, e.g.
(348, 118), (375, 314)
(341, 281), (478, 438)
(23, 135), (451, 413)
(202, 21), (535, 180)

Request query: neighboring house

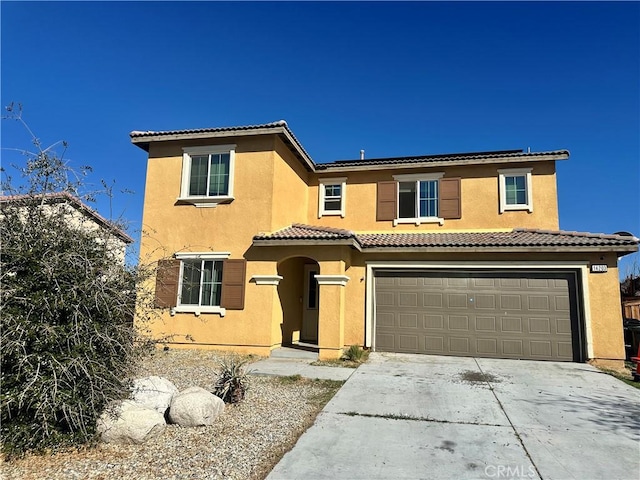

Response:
(0, 192), (133, 262)
(131, 121), (638, 366)
(621, 274), (640, 320)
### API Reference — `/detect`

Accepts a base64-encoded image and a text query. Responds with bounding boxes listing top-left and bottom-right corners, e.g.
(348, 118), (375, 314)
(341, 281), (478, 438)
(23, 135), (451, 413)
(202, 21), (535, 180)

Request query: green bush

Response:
(1, 105), (154, 457)
(212, 356), (250, 404)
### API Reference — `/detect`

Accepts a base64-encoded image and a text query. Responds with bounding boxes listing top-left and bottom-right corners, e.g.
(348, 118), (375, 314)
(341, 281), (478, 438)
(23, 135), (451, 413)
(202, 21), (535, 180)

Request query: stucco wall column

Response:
(250, 272), (285, 353)
(316, 275), (349, 360)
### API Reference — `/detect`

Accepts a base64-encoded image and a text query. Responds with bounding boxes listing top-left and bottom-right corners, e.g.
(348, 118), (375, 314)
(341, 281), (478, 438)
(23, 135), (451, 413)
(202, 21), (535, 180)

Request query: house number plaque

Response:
(590, 264), (608, 273)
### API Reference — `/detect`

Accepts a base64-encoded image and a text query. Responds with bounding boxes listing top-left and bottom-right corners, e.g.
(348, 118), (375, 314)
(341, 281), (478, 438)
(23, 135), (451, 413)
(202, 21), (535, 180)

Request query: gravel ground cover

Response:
(2, 350), (343, 480)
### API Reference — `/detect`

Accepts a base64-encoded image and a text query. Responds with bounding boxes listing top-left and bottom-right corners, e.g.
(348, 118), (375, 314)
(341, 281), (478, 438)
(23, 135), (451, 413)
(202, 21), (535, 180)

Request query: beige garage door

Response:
(374, 271), (580, 361)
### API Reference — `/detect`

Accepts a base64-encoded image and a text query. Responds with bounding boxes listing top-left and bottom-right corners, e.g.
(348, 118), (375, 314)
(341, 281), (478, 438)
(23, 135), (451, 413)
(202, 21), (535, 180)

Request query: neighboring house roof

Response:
(0, 192), (134, 244)
(253, 224), (639, 254)
(130, 121), (569, 172)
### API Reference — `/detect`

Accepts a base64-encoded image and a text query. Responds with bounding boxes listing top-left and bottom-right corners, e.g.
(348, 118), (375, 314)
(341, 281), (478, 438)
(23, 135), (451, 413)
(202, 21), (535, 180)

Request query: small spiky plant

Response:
(213, 356), (250, 404)
(342, 344), (368, 363)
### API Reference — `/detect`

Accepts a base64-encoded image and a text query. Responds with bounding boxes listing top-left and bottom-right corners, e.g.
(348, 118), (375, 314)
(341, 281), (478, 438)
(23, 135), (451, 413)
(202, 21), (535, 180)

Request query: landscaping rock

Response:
(132, 375), (178, 414)
(168, 386), (225, 426)
(97, 400), (166, 444)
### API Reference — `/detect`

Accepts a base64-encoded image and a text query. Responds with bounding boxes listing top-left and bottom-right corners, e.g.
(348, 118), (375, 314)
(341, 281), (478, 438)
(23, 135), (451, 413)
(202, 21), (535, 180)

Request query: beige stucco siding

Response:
(585, 252), (625, 361)
(138, 137), (283, 355)
(141, 137), (277, 258)
(310, 162), (559, 231)
(271, 137), (309, 230)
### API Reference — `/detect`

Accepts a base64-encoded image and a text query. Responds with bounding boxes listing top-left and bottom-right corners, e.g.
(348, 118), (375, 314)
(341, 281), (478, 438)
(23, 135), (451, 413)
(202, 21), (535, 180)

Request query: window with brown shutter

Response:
(155, 259), (180, 308)
(439, 177), (461, 219)
(220, 259), (247, 310)
(376, 181), (397, 221)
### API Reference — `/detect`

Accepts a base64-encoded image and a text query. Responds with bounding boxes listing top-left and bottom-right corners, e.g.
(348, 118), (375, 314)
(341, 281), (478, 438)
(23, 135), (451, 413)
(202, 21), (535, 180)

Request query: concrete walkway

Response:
(268, 353), (640, 480)
(247, 347), (355, 382)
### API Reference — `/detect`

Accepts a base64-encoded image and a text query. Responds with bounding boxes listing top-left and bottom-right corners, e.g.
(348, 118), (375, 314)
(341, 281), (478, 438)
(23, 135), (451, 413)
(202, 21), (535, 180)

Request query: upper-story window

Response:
(377, 174), (461, 225)
(393, 173), (445, 225)
(179, 145), (236, 207)
(318, 177), (346, 218)
(498, 168), (533, 213)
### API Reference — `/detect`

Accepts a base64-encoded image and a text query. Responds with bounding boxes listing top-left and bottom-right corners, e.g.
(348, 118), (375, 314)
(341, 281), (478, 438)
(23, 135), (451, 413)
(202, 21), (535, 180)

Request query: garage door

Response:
(374, 271), (581, 361)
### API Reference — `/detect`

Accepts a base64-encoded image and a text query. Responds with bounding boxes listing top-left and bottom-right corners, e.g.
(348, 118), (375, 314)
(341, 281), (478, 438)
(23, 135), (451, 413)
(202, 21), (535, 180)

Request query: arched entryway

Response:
(277, 256), (320, 346)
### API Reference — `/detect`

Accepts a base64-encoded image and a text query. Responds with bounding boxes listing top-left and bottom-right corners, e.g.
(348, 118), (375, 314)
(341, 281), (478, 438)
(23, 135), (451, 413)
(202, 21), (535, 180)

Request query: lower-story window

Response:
(179, 259), (223, 307)
(154, 253), (247, 316)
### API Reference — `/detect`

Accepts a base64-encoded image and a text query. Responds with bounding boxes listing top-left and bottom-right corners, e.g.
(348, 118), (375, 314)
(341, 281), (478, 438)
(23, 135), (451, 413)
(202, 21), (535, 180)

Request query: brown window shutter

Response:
(155, 259), (180, 308)
(439, 177), (461, 219)
(376, 181), (397, 221)
(220, 259), (247, 310)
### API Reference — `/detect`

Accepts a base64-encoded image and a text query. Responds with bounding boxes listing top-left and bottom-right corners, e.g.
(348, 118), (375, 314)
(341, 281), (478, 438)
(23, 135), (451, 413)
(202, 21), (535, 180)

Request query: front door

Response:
(301, 264), (319, 343)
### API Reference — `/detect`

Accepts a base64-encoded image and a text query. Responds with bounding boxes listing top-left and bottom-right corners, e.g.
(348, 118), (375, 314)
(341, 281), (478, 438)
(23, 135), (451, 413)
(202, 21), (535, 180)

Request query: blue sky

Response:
(2, 1), (638, 275)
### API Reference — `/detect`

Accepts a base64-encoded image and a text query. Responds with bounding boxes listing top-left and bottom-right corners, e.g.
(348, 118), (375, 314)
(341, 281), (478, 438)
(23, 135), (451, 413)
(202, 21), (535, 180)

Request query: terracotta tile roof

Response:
(253, 223), (356, 241)
(130, 120), (315, 167)
(130, 120), (288, 138)
(0, 192), (134, 244)
(253, 225), (638, 253)
(358, 228), (638, 249)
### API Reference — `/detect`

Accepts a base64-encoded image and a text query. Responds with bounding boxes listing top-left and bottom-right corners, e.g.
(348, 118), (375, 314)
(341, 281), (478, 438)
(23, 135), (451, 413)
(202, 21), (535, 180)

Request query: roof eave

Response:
(359, 245), (638, 254)
(252, 238), (361, 250)
(279, 128), (316, 171)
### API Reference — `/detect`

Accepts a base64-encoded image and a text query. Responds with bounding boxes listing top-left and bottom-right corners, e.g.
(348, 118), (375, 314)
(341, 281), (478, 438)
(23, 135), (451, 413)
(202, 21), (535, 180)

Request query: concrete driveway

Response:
(268, 353), (640, 480)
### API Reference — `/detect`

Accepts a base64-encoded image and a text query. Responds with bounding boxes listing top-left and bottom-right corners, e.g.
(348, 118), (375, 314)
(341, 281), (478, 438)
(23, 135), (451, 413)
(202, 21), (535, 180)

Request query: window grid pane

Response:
(189, 156), (209, 196)
(200, 260), (223, 306)
(180, 260), (202, 305)
(505, 175), (527, 205)
(325, 184), (341, 197)
(324, 199), (342, 211)
(208, 153), (230, 196)
(419, 180), (438, 217)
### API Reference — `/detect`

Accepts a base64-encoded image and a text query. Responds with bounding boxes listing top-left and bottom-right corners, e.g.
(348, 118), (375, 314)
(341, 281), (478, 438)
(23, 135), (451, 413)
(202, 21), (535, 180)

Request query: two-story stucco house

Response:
(131, 121), (637, 366)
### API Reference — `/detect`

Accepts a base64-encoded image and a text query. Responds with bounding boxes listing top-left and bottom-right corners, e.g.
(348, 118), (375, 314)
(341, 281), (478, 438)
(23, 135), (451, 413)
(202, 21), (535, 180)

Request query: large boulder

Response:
(97, 400), (166, 444)
(131, 376), (178, 414)
(168, 386), (225, 427)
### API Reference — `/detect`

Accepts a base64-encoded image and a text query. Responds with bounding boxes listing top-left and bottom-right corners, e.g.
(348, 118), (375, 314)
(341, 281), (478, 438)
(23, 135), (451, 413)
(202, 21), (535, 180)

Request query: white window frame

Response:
(173, 251), (230, 316)
(498, 168), (533, 213)
(178, 144), (236, 208)
(318, 177), (347, 218)
(393, 172), (445, 226)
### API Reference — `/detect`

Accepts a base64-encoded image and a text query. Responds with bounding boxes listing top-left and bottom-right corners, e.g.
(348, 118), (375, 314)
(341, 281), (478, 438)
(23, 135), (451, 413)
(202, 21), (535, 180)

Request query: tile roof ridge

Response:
(129, 120), (290, 138)
(291, 223), (356, 237)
